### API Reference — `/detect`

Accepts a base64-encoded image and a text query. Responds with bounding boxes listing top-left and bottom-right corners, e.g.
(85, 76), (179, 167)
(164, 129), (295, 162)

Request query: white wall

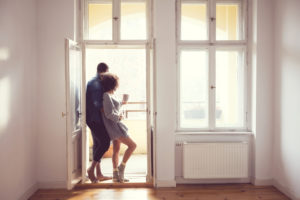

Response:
(251, 0), (274, 185)
(36, 0), (75, 187)
(273, 0), (300, 199)
(153, 0), (176, 186)
(0, 0), (38, 199)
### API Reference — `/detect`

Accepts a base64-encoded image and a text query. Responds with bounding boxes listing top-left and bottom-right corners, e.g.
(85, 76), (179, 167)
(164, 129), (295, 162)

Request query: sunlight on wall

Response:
(0, 77), (11, 133)
(0, 48), (10, 61)
(89, 4), (112, 28)
(121, 2), (146, 40)
(88, 3), (113, 40)
(181, 3), (207, 40)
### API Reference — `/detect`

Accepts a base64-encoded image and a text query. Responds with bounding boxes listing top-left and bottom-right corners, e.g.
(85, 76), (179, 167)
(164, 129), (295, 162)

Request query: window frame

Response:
(176, 0), (248, 132)
(83, 0), (152, 44)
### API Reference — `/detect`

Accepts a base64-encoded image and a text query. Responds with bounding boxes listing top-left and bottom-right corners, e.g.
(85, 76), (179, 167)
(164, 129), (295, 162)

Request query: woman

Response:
(101, 73), (137, 182)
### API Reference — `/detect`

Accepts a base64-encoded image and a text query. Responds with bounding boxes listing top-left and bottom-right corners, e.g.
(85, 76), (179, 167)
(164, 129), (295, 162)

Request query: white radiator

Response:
(183, 142), (249, 179)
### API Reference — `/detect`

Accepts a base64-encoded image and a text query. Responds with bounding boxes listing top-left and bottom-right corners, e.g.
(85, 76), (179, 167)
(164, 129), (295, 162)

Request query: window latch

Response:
(210, 17), (216, 22)
(113, 17), (119, 20)
(210, 85), (216, 89)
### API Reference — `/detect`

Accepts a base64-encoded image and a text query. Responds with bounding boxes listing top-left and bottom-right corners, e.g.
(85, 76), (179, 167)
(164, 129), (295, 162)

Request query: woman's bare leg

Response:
(112, 140), (121, 182)
(118, 136), (137, 164)
(117, 136), (136, 182)
(112, 140), (121, 169)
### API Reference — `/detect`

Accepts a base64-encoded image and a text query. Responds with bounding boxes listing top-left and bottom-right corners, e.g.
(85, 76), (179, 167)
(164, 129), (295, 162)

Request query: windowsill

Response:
(175, 131), (253, 136)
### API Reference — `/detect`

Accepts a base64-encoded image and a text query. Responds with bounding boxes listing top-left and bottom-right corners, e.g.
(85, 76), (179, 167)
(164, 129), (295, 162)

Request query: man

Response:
(86, 62), (111, 182)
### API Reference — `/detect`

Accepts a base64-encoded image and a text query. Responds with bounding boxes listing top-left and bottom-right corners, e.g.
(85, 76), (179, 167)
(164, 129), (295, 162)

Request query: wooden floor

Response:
(29, 184), (290, 200)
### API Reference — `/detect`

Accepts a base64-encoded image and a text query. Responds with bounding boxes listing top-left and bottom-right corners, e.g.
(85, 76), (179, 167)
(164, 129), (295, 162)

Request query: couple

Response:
(86, 63), (136, 183)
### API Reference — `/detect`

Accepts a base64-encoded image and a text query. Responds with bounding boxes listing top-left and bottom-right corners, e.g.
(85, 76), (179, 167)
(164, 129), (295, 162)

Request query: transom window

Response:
(84, 0), (149, 42)
(177, 0), (247, 131)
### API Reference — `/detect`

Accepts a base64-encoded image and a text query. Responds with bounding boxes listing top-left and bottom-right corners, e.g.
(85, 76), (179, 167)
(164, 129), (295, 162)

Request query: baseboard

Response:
(175, 177), (250, 184)
(38, 181), (67, 189)
(18, 183), (38, 200)
(273, 179), (300, 200)
(252, 178), (273, 186)
(156, 180), (176, 187)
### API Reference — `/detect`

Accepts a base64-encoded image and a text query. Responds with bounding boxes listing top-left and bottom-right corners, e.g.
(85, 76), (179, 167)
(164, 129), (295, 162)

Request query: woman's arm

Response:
(103, 93), (121, 122)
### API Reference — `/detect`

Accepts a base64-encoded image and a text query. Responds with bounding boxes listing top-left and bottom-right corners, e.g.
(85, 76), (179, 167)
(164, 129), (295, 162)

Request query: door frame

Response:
(81, 42), (157, 186)
(81, 42), (88, 183)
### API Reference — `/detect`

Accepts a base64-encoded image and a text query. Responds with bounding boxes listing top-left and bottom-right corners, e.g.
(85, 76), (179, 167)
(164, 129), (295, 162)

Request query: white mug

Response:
(122, 94), (129, 102)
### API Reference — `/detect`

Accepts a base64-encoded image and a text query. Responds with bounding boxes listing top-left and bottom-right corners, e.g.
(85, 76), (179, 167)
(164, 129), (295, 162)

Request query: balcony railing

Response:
(124, 101), (147, 118)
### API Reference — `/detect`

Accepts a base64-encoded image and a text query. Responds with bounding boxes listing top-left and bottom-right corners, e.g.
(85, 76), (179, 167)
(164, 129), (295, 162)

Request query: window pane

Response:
(121, 1), (147, 40)
(180, 50), (208, 128)
(181, 2), (208, 40)
(216, 50), (244, 127)
(88, 3), (112, 40)
(216, 3), (240, 40)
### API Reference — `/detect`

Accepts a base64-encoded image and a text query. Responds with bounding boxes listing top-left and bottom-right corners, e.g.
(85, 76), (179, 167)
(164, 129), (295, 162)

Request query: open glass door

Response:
(65, 38), (83, 189)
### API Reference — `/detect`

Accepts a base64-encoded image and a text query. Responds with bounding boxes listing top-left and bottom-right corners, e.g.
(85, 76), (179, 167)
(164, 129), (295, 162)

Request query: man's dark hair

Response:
(97, 62), (109, 73)
(101, 73), (119, 93)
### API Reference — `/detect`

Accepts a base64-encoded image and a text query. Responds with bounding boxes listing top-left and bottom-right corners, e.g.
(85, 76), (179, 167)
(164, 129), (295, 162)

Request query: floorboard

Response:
(29, 184), (290, 200)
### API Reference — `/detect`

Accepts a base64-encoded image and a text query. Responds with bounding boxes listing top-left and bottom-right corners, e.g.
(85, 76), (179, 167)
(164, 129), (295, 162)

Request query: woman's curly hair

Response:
(101, 73), (119, 93)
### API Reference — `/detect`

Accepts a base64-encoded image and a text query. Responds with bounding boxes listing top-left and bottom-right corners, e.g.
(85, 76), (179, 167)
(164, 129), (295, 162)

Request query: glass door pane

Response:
(216, 2), (240, 40)
(181, 2), (208, 40)
(88, 2), (113, 40)
(69, 46), (82, 132)
(180, 50), (209, 128)
(121, 0), (147, 40)
(215, 50), (244, 127)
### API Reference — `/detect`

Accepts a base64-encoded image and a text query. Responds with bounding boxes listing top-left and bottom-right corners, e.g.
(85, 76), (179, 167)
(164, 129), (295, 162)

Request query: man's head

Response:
(97, 62), (109, 75)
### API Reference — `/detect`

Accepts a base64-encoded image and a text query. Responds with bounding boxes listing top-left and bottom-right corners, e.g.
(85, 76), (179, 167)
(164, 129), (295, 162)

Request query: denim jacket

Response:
(86, 75), (103, 124)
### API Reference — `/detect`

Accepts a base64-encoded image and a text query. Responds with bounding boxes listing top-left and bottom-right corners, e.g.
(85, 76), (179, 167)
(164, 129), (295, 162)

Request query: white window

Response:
(84, 0), (149, 42)
(177, 0), (247, 131)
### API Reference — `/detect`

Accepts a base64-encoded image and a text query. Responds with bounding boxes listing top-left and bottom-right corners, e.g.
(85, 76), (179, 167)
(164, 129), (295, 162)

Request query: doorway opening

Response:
(85, 46), (149, 184)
